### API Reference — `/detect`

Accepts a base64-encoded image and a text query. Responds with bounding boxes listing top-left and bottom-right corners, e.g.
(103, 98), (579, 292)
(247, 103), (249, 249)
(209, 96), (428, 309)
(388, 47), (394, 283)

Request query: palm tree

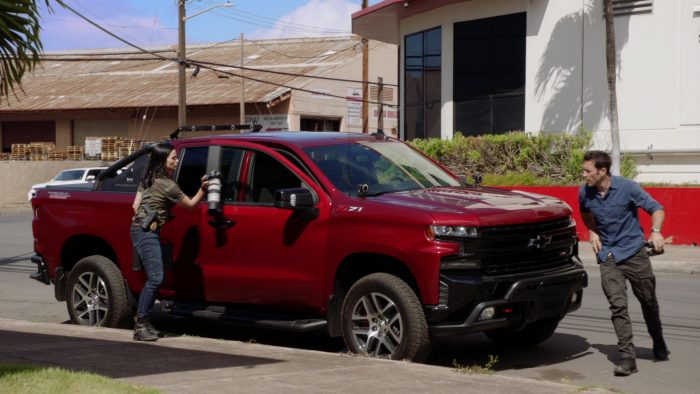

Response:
(603, 0), (621, 175)
(0, 1), (52, 102)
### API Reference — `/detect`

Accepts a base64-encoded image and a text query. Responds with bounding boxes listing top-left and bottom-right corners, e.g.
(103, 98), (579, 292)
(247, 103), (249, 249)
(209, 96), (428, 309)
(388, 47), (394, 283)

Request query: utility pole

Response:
(361, 0), (368, 133)
(377, 76), (384, 133)
(240, 32), (245, 125)
(178, 0), (187, 128)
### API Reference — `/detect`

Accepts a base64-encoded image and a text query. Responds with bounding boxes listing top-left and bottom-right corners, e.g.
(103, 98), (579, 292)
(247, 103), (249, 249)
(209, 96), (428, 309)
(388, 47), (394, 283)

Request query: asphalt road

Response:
(2, 213), (699, 393)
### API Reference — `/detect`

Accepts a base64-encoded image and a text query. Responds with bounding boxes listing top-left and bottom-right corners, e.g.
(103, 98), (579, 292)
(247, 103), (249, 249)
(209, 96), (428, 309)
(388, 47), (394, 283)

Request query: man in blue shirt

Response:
(579, 150), (669, 376)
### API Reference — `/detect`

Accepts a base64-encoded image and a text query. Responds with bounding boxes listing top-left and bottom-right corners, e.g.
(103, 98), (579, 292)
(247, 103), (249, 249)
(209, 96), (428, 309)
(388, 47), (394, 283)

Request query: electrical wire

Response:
(54, 1), (397, 107)
(197, 0), (352, 35)
(244, 38), (360, 60)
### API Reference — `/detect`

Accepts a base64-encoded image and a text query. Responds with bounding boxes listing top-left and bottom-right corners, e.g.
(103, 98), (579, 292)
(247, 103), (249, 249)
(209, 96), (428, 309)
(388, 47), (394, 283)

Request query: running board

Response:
(161, 302), (327, 332)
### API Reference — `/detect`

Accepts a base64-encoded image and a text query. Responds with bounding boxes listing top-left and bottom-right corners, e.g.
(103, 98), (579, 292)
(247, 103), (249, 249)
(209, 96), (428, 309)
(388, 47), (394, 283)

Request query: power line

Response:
(191, 61), (397, 108)
(55, 1), (176, 62)
(244, 38), (360, 60)
(198, 0), (352, 34)
(35, 53), (398, 87)
(54, 2), (396, 107)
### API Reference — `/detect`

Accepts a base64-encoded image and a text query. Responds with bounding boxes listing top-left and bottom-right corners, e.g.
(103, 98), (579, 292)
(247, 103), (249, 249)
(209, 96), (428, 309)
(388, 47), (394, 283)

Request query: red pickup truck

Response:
(31, 131), (587, 361)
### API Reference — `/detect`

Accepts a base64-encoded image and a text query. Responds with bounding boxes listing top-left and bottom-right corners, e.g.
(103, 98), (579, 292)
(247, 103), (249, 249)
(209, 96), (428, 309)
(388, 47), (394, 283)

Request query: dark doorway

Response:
(2, 121), (56, 152)
(453, 13), (526, 136)
(300, 117), (340, 132)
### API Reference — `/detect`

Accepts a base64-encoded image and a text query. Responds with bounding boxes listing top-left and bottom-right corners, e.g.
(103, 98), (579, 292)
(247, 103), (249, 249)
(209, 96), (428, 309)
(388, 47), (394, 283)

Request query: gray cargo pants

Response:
(600, 246), (664, 360)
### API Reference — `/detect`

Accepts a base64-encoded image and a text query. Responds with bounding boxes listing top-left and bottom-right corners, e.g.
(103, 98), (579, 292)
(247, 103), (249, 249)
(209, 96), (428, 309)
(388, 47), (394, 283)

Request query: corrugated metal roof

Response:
(0, 36), (364, 112)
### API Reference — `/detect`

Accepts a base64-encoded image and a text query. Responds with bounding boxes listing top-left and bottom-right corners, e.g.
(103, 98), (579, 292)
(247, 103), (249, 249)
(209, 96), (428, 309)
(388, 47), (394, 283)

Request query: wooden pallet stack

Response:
(10, 144), (28, 160)
(27, 142), (56, 161)
(66, 145), (84, 161)
(100, 137), (125, 161)
(0, 153), (9, 161)
(114, 139), (140, 159)
(47, 151), (67, 161)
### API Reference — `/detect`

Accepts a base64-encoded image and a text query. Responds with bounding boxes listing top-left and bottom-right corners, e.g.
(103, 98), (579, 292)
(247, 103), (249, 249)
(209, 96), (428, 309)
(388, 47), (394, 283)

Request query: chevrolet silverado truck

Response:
(30, 131), (587, 361)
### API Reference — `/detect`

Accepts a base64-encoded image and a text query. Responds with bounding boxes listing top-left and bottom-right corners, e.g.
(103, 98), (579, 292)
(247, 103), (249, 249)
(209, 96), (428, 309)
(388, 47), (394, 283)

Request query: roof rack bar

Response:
(170, 124), (263, 139)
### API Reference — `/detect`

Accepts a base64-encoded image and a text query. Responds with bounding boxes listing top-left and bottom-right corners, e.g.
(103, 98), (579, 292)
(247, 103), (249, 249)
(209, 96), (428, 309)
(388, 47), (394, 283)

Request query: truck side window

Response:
(247, 151), (302, 205)
(220, 147), (244, 202)
(176, 147), (208, 197)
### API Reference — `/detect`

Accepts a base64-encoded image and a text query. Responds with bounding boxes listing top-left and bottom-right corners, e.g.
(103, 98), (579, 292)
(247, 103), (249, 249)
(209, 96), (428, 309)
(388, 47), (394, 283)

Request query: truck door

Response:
(198, 144), (330, 311)
(157, 145), (209, 301)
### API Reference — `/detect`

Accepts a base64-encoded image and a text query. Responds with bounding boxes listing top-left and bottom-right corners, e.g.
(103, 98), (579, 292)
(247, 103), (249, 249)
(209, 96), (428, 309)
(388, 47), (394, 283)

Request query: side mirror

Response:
(274, 188), (318, 220)
(86, 175), (96, 182)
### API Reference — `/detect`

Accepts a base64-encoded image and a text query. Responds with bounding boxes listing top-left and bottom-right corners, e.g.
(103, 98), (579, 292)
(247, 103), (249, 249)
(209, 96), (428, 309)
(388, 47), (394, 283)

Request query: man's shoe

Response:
(653, 338), (670, 361)
(133, 319), (159, 342)
(614, 359), (638, 376)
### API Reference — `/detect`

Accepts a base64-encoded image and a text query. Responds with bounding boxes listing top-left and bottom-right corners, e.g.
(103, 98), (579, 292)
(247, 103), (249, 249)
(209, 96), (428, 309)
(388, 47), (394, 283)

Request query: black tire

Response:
(341, 273), (430, 362)
(484, 317), (560, 347)
(66, 255), (132, 328)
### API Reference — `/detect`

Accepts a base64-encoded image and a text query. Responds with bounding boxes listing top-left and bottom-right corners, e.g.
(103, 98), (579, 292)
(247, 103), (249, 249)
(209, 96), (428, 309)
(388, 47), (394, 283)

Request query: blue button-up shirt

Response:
(579, 176), (663, 263)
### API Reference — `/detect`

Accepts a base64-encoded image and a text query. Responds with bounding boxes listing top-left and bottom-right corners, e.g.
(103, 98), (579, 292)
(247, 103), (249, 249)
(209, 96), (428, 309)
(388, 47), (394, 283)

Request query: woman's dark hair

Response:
(141, 142), (174, 189)
(583, 150), (612, 173)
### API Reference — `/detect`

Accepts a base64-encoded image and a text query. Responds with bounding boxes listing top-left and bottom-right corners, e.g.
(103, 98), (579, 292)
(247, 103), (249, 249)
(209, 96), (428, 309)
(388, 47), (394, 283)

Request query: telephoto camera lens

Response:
(207, 170), (222, 214)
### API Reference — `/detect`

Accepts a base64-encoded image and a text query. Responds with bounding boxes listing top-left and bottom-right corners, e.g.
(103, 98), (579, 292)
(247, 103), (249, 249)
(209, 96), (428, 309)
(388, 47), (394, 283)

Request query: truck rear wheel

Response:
(484, 317), (560, 347)
(66, 255), (131, 328)
(341, 273), (430, 362)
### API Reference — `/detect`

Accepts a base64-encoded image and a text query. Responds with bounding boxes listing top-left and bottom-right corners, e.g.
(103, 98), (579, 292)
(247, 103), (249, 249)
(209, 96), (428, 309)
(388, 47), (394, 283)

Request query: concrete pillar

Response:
(55, 119), (71, 149)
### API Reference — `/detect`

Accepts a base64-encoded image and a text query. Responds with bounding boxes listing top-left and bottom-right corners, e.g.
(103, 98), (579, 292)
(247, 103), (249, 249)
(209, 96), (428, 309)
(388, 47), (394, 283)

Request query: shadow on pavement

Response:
(0, 330), (283, 378)
(428, 332), (594, 372)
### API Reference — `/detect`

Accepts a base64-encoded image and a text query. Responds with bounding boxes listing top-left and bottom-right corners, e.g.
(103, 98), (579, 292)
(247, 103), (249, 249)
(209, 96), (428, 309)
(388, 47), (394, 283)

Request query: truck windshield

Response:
(304, 139), (460, 196)
(53, 170), (84, 181)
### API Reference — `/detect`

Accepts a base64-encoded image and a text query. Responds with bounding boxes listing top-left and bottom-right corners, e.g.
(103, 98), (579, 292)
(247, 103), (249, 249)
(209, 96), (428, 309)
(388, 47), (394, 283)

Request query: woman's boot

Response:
(133, 316), (159, 341)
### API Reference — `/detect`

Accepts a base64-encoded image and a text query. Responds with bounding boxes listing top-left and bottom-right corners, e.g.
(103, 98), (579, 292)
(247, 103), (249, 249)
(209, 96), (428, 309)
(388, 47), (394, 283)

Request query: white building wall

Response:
(393, 0), (700, 183)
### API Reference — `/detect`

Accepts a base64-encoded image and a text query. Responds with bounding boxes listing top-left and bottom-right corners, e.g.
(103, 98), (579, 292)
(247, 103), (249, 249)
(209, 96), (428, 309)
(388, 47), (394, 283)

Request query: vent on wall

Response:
(612, 0), (653, 17)
(369, 86), (394, 102)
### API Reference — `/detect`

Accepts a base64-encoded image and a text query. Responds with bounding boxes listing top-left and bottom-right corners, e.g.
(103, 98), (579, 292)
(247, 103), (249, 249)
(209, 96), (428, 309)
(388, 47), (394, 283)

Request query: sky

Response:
(38, 0), (383, 52)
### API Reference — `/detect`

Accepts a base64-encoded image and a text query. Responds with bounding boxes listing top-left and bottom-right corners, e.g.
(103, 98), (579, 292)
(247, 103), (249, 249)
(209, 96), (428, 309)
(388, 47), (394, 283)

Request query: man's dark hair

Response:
(583, 150), (611, 173)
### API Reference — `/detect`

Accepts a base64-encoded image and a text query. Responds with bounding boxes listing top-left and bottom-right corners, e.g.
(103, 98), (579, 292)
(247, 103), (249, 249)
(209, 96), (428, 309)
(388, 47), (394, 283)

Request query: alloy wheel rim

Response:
(71, 272), (109, 326)
(350, 292), (403, 358)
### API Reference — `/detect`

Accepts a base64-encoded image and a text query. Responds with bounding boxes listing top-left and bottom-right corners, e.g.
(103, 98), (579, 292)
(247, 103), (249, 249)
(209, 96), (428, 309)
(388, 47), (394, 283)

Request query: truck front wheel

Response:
(341, 273), (430, 362)
(484, 317), (560, 347)
(66, 255), (131, 328)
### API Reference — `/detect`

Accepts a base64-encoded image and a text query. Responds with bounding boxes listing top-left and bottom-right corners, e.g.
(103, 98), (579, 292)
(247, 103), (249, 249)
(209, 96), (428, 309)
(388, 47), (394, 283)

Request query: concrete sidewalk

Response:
(576, 242), (700, 274)
(0, 318), (613, 394)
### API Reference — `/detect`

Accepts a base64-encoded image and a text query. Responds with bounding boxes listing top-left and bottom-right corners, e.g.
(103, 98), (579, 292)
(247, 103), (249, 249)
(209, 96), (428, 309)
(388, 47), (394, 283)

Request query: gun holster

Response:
(142, 206), (157, 231)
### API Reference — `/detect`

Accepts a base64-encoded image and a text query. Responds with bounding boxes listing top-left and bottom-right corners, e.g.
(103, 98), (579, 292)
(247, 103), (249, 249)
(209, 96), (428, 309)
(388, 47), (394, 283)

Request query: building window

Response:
(404, 27), (441, 140)
(300, 117), (340, 131)
(453, 13), (525, 136)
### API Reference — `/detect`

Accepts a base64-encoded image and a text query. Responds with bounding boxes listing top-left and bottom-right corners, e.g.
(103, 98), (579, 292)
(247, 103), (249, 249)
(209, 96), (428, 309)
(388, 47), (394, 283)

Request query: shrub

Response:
(410, 130), (597, 186)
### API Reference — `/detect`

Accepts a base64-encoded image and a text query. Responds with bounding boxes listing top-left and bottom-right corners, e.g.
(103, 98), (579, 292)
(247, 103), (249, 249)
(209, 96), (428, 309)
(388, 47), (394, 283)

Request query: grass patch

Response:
(0, 362), (159, 394)
(572, 383), (626, 393)
(452, 355), (499, 375)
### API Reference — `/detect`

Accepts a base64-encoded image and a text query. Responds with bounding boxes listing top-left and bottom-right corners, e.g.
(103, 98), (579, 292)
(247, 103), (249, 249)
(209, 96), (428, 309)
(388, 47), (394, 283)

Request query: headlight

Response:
(427, 225), (478, 240)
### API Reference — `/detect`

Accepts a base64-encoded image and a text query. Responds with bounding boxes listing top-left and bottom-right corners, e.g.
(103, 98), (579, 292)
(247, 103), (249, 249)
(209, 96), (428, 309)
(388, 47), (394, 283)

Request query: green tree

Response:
(603, 0), (621, 175)
(0, 1), (54, 101)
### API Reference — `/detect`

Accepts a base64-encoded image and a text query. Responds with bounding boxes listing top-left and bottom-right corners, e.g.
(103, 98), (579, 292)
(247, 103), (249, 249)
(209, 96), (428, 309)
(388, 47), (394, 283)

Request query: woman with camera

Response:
(130, 142), (209, 341)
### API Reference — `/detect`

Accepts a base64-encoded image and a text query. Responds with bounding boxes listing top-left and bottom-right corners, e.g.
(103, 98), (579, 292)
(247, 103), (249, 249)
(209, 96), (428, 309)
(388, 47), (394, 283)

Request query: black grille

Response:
(477, 218), (576, 275)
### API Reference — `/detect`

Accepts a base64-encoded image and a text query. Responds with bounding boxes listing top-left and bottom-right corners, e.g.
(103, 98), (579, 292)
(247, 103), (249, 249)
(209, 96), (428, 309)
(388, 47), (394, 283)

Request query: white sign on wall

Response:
(347, 87), (362, 126)
(245, 114), (289, 131)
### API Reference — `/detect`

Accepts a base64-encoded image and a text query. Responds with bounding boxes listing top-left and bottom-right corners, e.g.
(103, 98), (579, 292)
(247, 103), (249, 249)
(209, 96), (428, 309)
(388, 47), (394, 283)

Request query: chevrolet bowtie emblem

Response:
(528, 235), (552, 249)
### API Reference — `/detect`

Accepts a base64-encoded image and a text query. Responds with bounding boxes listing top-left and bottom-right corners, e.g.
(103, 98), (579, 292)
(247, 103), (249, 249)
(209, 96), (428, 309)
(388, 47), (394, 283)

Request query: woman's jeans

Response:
(130, 225), (164, 320)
